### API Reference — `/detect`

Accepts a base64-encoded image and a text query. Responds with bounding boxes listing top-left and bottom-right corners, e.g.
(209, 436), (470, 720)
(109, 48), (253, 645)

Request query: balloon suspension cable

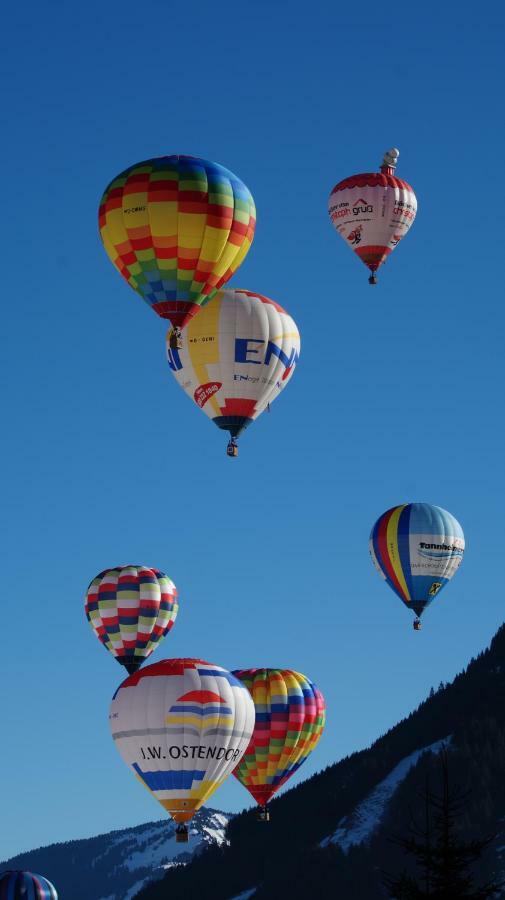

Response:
(380, 147), (400, 175)
(175, 823), (189, 843)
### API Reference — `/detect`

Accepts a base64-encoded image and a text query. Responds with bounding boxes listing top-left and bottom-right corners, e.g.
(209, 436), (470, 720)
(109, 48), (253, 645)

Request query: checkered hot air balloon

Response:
(99, 156), (256, 329)
(0, 871), (58, 899)
(110, 658), (255, 841)
(166, 288), (300, 456)
(369, 503), (465, 630)
(85, 565), (178, 674)
(328, 148), (417, 284)
(232, 668), (326, 820)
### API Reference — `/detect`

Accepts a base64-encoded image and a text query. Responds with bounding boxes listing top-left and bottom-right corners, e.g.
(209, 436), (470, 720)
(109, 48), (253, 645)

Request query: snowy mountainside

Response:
(0, 808), (230, 900)
(138, 623), (505, 899)
(321, 736), (451, 852)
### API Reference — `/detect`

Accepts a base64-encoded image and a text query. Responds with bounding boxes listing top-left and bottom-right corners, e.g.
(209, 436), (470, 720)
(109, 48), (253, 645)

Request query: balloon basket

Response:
(368, 273), (378, 285)
(169, 328), (182, 351)
(257, 806), (270, 822)
(413, 618), (422, 631)
(175, 824), (189, 843)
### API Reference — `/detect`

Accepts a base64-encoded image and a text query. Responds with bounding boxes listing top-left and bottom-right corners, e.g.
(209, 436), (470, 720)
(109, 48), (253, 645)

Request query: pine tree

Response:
(383, 752), (503, 899)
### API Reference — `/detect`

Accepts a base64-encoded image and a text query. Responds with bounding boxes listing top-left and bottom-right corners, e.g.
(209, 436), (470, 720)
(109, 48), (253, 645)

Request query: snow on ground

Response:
(122, 878), (150, 900)
(321, 736), (451, 853)
(94, 812), (229, 876)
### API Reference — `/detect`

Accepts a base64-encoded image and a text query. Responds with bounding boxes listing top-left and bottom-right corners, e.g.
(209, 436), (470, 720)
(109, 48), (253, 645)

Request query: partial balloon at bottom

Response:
(0, 871), (58, 899)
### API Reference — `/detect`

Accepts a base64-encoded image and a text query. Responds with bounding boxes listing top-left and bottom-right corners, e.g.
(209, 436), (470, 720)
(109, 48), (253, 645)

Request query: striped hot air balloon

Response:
(110, 658), (255, 841)
(0, 871), (58, 899)
(85, 566), (178, 674)
(99, 156), (256, 329)
(369, 503), (465, 629)
(232, 668), (326, 819)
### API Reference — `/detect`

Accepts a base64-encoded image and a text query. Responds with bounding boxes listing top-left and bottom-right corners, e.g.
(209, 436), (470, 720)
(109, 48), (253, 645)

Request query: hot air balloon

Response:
(110, 658), (255, 842)
(85, 566), (178, 674)
(98, 156), (256, 346)
(328, 148), (417, 284)
(0, 871), (58, 899)
(166, 288), (300, 456)
(369, 503), (465, 630)
(232, 668), (326, 820)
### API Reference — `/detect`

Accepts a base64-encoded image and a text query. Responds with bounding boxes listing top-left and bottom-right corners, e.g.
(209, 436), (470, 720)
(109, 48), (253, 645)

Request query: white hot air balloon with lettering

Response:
(110, 658), (255, 842)
(166, 288), (300, 456)
(328, 148), (417, 284)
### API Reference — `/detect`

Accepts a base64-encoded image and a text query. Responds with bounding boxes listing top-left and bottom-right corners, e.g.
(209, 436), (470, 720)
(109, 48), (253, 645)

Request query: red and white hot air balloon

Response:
(328, 148), (417, 284)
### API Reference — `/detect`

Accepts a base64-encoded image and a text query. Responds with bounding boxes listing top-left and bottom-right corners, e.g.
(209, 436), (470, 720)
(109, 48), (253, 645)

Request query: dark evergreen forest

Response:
(137, 624), (505, 899)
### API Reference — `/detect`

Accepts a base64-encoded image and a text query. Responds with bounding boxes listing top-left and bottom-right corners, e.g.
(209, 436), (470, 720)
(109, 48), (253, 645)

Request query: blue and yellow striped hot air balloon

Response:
(0, 871), (58, 899)
(369, 503), (465, 630)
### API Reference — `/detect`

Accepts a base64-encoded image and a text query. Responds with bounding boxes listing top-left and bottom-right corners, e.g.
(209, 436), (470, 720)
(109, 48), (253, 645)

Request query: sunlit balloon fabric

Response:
(370, 503), (465, 620)
(85, 566), (178, 674)
(99, 156), (256, 328)
(0, 871), (58, 899)
(166, 288), (300, 440)
(328, 149), (417, 279)
(110, 658), (255, 825)
(232, 669), (326, 807)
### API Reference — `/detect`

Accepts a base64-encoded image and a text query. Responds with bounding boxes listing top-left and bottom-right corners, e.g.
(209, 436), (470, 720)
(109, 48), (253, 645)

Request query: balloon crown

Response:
(381, 147), (400, 171)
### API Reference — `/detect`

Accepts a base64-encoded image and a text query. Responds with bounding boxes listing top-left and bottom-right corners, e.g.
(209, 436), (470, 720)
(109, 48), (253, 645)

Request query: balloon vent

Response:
(380, 148), (399, 173)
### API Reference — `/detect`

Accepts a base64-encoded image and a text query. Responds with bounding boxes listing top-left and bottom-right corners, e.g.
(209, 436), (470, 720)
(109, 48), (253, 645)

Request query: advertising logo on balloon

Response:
(194, 383), (222, 408)
(166, 690), (234, 733)
(352, 198), (373, 215)
(348, 225), (363, 246)
(429, 582), (443, 597)
(418, 542), (464, 561)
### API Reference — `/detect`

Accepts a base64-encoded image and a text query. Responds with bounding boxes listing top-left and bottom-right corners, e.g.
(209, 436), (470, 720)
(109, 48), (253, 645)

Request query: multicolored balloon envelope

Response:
(369, 503), (465, 627)
(231, 668), (326, 814)
(166, 288), (300, 451)
(109, 658), (255, 840)
(85, 566), (178, 674)
(0, 871), (57, 899)
(99, 155), (256, 328)
(328, 148), (417, 283)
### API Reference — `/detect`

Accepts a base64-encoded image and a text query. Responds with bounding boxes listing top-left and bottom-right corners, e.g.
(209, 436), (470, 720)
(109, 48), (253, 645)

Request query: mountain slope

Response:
(0, 809), (230, 900)
(138, 623), (505, 899)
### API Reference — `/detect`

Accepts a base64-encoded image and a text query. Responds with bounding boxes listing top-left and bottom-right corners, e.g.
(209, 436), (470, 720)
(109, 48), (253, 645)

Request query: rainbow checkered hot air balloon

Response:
(232, 668), (326, 819)
(110, 658), (255, 841)
(370, 503), (465, 629)
(0, 871), (58, 899)
(99, 156), (256, 329)
(85, 565), (178, 674)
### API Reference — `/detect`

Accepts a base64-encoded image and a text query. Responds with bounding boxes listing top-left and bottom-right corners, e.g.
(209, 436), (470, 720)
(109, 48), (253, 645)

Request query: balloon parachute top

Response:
(227, 438), (239, 458)
(413, 618), (422, 631)
(380, 147), (400, 174)
(169, 327), (183, 351)
(175, 823), (189, 843)
(257, 805), (270, 822)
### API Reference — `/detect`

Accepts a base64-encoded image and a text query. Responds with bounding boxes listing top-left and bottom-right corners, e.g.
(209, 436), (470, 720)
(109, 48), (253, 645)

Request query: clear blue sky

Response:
(1, 1), (504, 861)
